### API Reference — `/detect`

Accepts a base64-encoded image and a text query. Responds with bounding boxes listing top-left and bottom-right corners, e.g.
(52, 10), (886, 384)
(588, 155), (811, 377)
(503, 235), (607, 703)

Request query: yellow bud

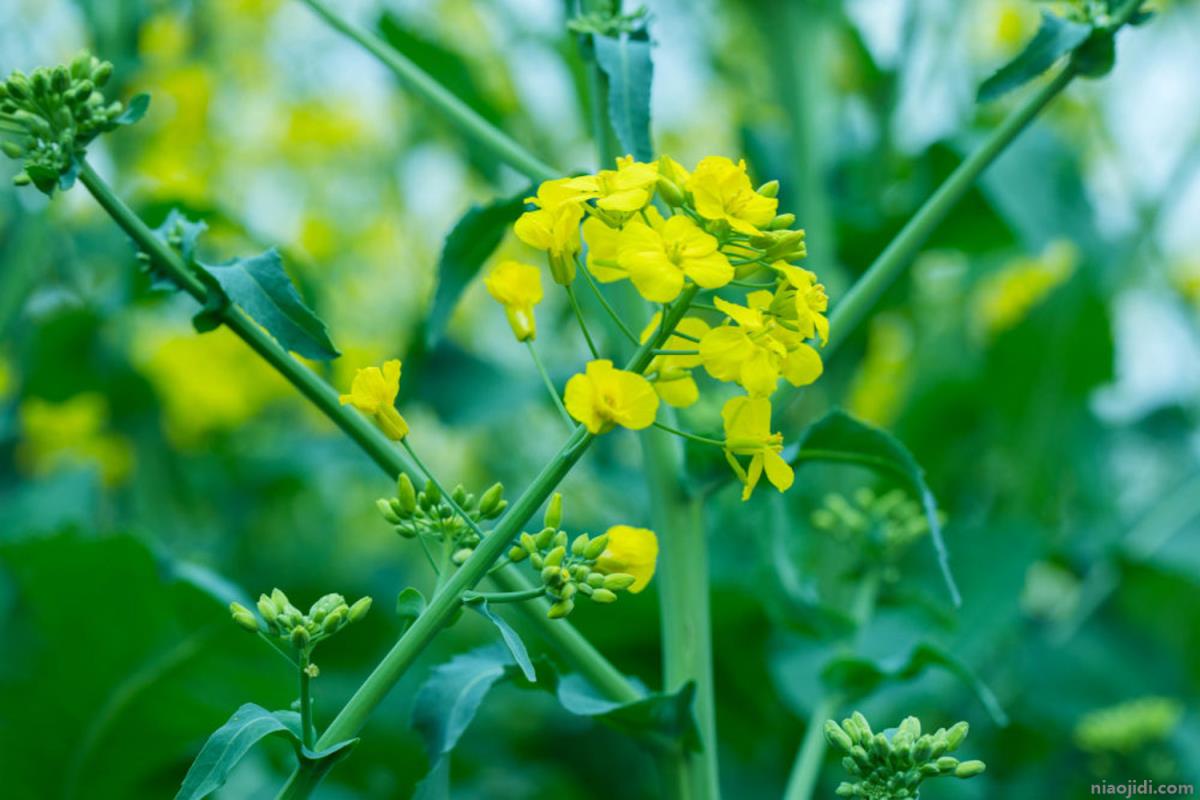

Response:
(656, 175), (685, 207)
(545, 545), (565, 567)
(571, 534), (590, 556)
(768, 212), (796, 230)
(591, 588), (617, 603)
(508, 545), (528, 562)
(602, 573), (636, 591)
(756, 179), (780, 198)
(547, 598), (575, 618)
(584, 534), (608, 560)
(544, 493), (563, 530)
(396, 473), (417, 513)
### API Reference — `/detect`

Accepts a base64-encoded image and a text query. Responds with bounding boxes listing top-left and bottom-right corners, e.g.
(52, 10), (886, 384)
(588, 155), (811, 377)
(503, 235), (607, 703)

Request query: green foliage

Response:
(592, 32), (655, 162)
(977, 12), (1092, 102)
(425, 188), (530, 345)
(175, 704), (356, 800)
(466, 598), (537, 681)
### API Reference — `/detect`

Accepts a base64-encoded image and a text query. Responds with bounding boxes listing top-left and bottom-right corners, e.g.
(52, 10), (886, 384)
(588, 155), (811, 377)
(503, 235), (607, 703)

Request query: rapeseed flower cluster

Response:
(485, 154), (830, 500)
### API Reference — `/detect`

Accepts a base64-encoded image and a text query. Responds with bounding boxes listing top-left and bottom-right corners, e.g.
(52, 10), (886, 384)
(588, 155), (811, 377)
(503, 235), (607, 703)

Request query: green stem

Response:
(296, 0), (557, 183)
(299, 652), (315, 750)
(652, 348), (699, 356)
(652, 420), (724, 448)
(462, 587), (546, 604)
(275, 760), (331, 800)
(782, 694), (839, 800)
(400, 439), (486, 541)
(566, 283), (601, 358)
(577, 258), (641, 345)
(525, 339), (574, 430)
(642, 421), (720, 800)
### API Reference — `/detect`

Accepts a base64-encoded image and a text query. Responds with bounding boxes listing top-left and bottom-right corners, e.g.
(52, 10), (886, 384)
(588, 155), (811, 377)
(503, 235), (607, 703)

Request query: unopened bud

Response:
(508, 545), (527, 562)
(591, 588), (617, 603)
(602, 573), (636, 591)
(452, 547), (473, 565)
(2, 141), (23, 159)
(347, 596), (372, 623)
(544, 493), (563, 530)
(257, 594), (278, 623)
(229, 602), (259, 632)
(936, 757), (959, 773)
(584, 534), (608, 559)
(824, 720), (854, 752)
(423, 478), (441, 505)
(291, 625), (311, 648)
(541, 566), (560, 585)
(656, 175), (685, 207)
(756, 179), (779, 198)
(944, 721), (968, 751)
(322, 607), (347, 633)
(769, 212), (796, 230)
(376, 498), (402, 524)
(571, 534), (589, 556)
(478, 482), (504, 516)
(544, 545), (565, 567)
(955, 760), (986, 778)
(547, 598), (574, 618)
(396, 473), (417, 513)
(520, 532), (538, 553)
(451, 484), (467, 506)
(535, 527), (555, 549)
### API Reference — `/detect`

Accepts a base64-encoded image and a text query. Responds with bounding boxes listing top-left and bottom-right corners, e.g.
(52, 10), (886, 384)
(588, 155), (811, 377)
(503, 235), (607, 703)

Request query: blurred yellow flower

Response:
(972, 240), (1078, 337)
(846, 314), (913, 427)
(0, 355), (12, 399)
(722, 395), (793, 501)
(688, 156), (777, 235)
(1074, 697), (1183, 755)
(340, 359), (408, 441)
(595, 525), (659, 593)
(139, 12), (192, 63)
(18, 394), (133, 486)
(564, 359), (659, 434)
(700, 291), (823, 396)
(618, 215), (734, 302)
(640, 313), (710, 408)
(485, 260), (543, 341)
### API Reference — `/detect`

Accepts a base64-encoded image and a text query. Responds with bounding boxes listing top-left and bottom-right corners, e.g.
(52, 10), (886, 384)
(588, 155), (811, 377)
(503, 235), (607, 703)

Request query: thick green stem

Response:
(274, 760), (331, 800)
(782, 695), (839, 800)
(642, 421), (721, 800)
(297, 0), (557, 183)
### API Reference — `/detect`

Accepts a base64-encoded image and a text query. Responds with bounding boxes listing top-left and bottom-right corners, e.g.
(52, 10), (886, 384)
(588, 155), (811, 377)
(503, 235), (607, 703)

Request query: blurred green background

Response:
(2, 0), (1199, 797)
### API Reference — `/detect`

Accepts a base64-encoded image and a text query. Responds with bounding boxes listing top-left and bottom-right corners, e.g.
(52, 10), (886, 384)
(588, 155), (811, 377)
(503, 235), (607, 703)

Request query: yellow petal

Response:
(682, 250), (734, 289)
(700, 326), (754, 382)
(564, 370), (604, 433)
(740, 346), (780, 396)
(596, 524), (659, 593)
(763, 449), (794, 494)
(583, 217), (626, 282)
(781, 343), (823, 387)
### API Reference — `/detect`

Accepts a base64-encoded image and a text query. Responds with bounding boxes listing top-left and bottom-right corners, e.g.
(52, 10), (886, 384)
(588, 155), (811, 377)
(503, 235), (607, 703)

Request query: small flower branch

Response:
(525, 340), (574, 430)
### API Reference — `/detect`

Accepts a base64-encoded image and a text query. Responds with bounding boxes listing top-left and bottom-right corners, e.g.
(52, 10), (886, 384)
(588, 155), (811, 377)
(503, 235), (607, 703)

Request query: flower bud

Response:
(508, 545), (527, 562)
(452, 547), (473, 565)
(322, 607), (347, 633)
(229, 602), (259, 632)
(824, 720), (854, 752)
(531, 553), (544, 569)
(91, 61), (113, 87)
(535, 527), (555, 549)
(955, 760), (985, 778)
(257, 594), (279, 624)
(2, 141), (23, 159)
(552, 530), (567, 549)
(520, 532), (538, 553)
(451, 484), (467, 506)
(544, 545), (565, 567)
(587, 572), (605, 588)
(544, 492), (563, 530)
(51, 66), (70, 93)
(347, 596), (373, 623)
(478, 482), (504, 517)
(656, 175), (685, 207)
(851, 711), (873, 741)
(396, 473), (417, 513)
(560, 583), (577, 601)
(768, 212), (796, 230)
(756, 179), (780, 198)
(541, 565), (560, 585)
(935, 757), (959, 773)
(590, 588), (617, 603)
(547, 597), (574, 618)
(944, 721), (968, 751)
(376, 498), (402, 524)
(70, 53), (93, 79)
(602, 573), (636, 591)
(291, 625), (311, 649)
(571, 533), (590, 556)
(584, 534), (608, 560)
(423, 478), (441, 506)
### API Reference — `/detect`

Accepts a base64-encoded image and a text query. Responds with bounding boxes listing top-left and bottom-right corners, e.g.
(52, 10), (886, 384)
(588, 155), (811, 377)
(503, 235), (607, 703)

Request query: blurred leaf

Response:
(593, 33), (654, 162)
(791, 410), (960, 607)
(555, 674), (701, 752)
(821, 641), (1009, 726)
(425, 189), (530, 346)
(146, 209), (207, 292)
(466, 599), (536, 682)
(977, 12), (1092, 102)
(0, 532), (284, 799)
(197, 249), (340, 360)
(115, 93), (150, 126)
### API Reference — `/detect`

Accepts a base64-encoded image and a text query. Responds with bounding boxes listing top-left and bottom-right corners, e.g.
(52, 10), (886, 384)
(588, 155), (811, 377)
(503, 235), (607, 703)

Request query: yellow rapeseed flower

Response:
(775, 263), (830, 345)
(640, 313), (710, 408)
(485, 260), (543, 341)
(688, 156), (778, 235)
(514, 201), (584, 285)
(618, 214), (734, 302)
(17, 394), (133, 486)
(699, 291), (823, 396)
(551, 156), (659, 213)
(340, 359), (409, 440)
(564, 359), (659, 434)
(582, 215), (626, 282)
(594, 524), (659, 593)
(722, 396), (794, 501)
(972, 240), (1078, 337)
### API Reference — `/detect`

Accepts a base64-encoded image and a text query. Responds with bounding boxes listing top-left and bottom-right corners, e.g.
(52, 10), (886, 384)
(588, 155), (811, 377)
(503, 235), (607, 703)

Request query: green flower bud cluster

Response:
(229, 588), (372, 654)
(0, 52), (138, 194)
(812, 488), (934, 560)
(505, 493), (637, 619)
(825, 712), (985, 799)
(376, 473), (507, 563)
(1074, 696), (1183, 755)
(567, 6), (649, 36)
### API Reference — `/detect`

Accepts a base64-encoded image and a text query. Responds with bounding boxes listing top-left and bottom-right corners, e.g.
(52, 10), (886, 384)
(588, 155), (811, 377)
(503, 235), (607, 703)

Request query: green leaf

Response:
(465, 598), (536, 682)
(116, 93), (150, 126)
(790, 409), (961, 607)
(977, 12), (1093, 102)
(175, 703), (357, 799)
(593, 32), (654, 162)
(396, 586), (427, 625)
(425, 188), (530, 346)
(820, 641), (1009, 727)
(411, 645), (516, 761)
(198, 249), (340, 360)
(175, 704), (298, 800)
(555, 674), (701, 752)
